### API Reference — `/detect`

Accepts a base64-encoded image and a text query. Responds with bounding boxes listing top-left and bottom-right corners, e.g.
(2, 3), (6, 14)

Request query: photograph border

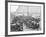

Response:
(5, 0), (45, 36)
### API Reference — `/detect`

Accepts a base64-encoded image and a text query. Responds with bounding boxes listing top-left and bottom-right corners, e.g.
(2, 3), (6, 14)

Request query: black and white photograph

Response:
(10, 5), (41, 31)
(7, 1), (45, 35)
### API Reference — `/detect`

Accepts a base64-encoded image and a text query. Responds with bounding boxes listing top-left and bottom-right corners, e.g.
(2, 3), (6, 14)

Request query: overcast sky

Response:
(11, 5), (41, 16)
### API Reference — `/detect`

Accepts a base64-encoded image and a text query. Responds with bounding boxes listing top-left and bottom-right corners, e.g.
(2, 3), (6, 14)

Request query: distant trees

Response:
(11, 15), (40, 31)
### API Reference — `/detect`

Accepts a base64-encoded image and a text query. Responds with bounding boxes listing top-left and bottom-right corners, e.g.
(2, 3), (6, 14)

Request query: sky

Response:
(11, 5), (41, 16)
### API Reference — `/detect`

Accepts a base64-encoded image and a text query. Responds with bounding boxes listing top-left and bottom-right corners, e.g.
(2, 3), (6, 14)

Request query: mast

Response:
(27, 6), (29, 16)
